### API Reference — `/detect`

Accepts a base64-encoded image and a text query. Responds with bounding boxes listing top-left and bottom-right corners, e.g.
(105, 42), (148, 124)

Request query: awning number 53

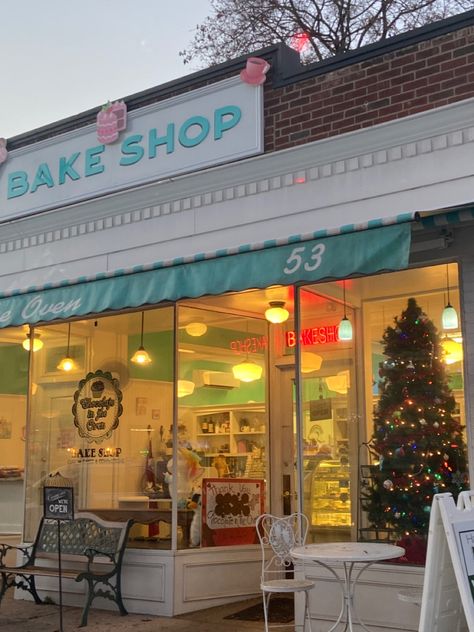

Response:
(283, 243), (326, 275)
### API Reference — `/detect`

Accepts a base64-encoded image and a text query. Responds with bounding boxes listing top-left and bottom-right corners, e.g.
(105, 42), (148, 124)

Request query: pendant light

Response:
(185, 322), (208, 337)
(232, 320), (263, 383)
(57, 323), (76, 372)
(338, 280), (353, 341)
(177, 379), (195, 398)
(22, 331), (43, 352)
(442, 263), (459, 330)
(131, 311), (152, 365)
(265, 301), (289, 324)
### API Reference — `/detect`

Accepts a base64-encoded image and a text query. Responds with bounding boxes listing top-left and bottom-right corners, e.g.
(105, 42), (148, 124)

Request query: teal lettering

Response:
(120, 134), (144, 166)
(214, 106), (241, 140)
(179, 116), (210, 148)
(7, 171), (29, 198)
(85, 145), (105, 177)
(148, 125), (174, 158)
(59, 152), (80, 184)
(31, 163), (54, 193)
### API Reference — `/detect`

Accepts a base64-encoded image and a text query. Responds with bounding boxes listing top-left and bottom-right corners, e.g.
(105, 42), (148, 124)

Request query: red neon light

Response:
(230, 336), (268, 354)
(286, 325), (339, 347)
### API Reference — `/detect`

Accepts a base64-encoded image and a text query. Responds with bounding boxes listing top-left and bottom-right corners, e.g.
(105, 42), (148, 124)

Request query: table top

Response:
(291, 542), (405, 563)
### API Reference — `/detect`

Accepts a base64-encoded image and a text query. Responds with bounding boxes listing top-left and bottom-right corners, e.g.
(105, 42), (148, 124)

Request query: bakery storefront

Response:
(1, 16), (474, 631)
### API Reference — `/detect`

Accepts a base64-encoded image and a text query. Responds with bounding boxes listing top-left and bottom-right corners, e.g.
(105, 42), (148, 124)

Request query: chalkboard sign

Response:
(43, 486), (74, 521)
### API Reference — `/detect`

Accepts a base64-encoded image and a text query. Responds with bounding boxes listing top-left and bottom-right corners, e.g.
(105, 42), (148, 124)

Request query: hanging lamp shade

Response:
(265, 301), (289, 324)
(185, 322), (208, 337)
(442, 303), (458, 330)
(22, 332), (43, 352)
(232, 360), (263, 383)
(131, 312), (152, 365)
(177, 379), (195, 398)
(442, 263), (459, 330)
(57, 323), (76, 372)
(338, 317), (353, 341)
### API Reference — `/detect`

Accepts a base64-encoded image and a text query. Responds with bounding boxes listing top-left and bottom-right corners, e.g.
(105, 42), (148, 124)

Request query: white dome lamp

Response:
(442, 263), (459, 330)
(265, 301), (289, 324)
(22, 331), (43, 352)
(338, 280), (353, 342)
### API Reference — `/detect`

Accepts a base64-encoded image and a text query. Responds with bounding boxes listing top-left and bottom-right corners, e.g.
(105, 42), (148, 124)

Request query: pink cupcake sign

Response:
(96, 101), (128, 145)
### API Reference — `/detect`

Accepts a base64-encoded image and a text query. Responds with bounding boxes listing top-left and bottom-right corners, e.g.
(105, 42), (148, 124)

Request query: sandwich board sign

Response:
(419, 491), (474, 631)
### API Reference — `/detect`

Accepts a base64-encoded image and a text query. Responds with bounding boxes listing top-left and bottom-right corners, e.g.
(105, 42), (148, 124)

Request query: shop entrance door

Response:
(271, 365), (297, 517)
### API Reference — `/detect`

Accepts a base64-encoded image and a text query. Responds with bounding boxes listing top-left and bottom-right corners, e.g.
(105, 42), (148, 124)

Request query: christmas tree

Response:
(363, 297), (468, 562)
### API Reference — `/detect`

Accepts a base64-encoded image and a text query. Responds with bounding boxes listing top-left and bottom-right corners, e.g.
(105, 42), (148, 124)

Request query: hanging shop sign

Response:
(43, 486), (74, 521)
(0, 222), (411, 328)
(0, 77), (263, 221)
(72, 370), (123, 445)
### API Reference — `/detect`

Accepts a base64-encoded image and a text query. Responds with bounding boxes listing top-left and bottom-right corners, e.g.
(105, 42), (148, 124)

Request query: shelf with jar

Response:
(191, 406), (267, 472)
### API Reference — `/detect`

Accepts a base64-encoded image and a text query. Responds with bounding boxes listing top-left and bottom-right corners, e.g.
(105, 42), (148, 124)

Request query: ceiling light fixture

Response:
(57, 323), (76, 372)
(300, 351), (323, 373)
(131, 311), (152, 365)
(22, 331), (43, 352)
(338, 280), (353, 341)
(265, 301), (289, 324)
(232, 320), (263, 383)
(177, 379), (195, 398)
(185, 322), (208, 337)
(442, 263), (459, 330)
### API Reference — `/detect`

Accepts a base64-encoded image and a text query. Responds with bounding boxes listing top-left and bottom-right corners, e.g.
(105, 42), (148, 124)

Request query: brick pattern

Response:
(264, 26), (474, 152)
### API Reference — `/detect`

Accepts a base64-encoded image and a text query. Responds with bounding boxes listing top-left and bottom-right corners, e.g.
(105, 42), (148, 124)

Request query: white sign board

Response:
(0, 77), (263, 221)
(419, 492), (474, 631)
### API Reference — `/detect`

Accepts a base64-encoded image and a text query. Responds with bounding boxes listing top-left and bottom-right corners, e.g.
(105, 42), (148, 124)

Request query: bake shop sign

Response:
(72, 370), (123, 444)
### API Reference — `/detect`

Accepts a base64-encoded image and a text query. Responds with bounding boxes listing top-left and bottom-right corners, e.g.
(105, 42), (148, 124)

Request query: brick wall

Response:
(264, 25), (474, 152)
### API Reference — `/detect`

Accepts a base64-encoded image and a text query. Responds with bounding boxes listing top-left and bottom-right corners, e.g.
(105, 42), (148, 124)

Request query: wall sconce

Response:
(131, 311), (152, 365)
(185, 322), (208, 337)
(338, 280), (353, 341)
(57, 323), (76, 372)
(264, 301), (289, 324)
(22, 331), (43, 352)
(442, 263), (459, 330)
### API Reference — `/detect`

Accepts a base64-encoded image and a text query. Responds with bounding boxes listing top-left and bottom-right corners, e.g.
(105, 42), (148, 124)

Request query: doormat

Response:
(224, 597), (294, 622)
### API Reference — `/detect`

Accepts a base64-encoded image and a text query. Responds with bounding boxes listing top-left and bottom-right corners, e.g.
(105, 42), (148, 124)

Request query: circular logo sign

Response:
(72, 370), (123, 444)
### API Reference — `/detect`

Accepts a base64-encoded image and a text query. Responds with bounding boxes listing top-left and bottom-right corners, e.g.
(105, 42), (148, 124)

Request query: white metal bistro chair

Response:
(256, 513), (314, 632)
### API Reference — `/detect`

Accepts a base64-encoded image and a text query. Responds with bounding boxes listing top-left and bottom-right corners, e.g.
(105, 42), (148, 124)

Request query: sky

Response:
(1, 0), (213, 139)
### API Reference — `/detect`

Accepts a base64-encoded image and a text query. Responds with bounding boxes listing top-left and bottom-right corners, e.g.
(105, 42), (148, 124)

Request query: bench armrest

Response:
(0, 542), (33, 567)
(84, 547), (116, 567)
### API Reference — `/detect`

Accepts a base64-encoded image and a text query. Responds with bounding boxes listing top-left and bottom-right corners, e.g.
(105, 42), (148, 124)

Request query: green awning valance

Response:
(0, 220), (412, 328)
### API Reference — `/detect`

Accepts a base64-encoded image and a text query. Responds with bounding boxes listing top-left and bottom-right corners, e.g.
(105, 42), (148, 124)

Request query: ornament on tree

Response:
(362, 297), (468, 565)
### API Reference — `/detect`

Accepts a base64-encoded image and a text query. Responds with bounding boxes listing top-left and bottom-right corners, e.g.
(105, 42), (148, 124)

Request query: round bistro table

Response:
(291, 542), (405, 632)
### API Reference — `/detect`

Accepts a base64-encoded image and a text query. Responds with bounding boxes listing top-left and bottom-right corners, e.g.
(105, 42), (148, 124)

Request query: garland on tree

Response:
(362, 298), (468, 561)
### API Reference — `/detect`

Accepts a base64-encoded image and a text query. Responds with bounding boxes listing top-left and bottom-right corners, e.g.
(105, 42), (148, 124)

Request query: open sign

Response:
(43, 486), (74, 521)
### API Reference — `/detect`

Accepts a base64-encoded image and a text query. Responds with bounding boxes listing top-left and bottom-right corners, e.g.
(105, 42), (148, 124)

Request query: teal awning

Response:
(0, 217), (413, 328)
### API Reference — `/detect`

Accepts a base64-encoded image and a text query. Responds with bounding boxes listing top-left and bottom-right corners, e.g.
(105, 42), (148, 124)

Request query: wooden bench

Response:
(0, 511), (132, 627)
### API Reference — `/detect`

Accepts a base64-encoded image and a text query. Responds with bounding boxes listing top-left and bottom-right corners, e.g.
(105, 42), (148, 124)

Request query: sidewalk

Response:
(0, 591), (267, 631)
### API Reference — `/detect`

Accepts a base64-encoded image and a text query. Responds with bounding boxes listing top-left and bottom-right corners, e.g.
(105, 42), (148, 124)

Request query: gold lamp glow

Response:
(57, 323), (76, 372)
(326, 370), (351, 394)
(265, 301), (289, 324)
(300, 351), (323, 373)
(442, 337), (463, 365)
(177, 380), (195, 398)
(442, 263), (459, 330)
(232, 360), (263, 383)
(185, 322), (208, 337)
(131, 311), (152, 365)
(22, 332), (43, 352)
(338, 280), (353, 341)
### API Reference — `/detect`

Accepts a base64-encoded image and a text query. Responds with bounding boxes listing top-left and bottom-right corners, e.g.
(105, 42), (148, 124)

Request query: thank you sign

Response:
(43, 486), (74, 521)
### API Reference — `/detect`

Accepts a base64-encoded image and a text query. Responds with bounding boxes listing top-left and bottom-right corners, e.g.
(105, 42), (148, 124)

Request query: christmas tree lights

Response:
(362, 298), (468, 564)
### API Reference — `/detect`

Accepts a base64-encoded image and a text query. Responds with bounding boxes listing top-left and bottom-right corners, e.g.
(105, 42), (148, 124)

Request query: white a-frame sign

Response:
(419, 491), (474, 631)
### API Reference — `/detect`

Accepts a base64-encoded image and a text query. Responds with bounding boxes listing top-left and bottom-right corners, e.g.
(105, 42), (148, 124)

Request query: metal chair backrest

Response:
(256, 512), (309, 581)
